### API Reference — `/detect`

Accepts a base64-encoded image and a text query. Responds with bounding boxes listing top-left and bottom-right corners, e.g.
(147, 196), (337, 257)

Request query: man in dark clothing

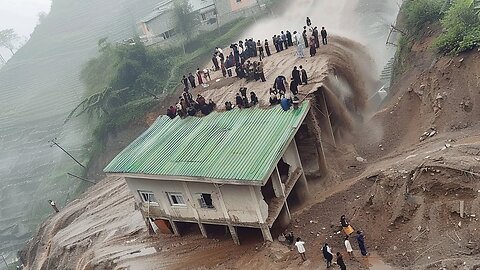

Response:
(303, 26), (309, 48)
(292, 66), (301, 85)
(264, 39), (271, 56)
(273, 75), (287, 95)
(313, 27), (320, 48)
(225, 101), (233, 110)
(182, 75), (189, 90)
(239, 87), (247, 98)
(277, 34), (284, 51)
(212, 54), (219, 71)
(300, 65), (308, 85)
(250, 92), (259, 105)
(336, 252), (347, 270)
(322, 243), (333, 268)
(306, 17), (312, 27)
(286, 30), (293, 46)
(188, 73), (196, 88)
(235, 93), (244, 108)
(356, 230), (368, 256)
(273, 35), (280, 53)
(290, 77), (299, 95)
(167, 106), (177, 119)
(321, 27), (328, 45)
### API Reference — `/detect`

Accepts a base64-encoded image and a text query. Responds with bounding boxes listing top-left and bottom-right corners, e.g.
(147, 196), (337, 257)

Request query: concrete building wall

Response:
(125, 177), (265, 224)
(144, 10), (176, 37)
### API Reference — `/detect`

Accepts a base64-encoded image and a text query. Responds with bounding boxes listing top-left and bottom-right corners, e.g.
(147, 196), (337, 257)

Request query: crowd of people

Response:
(284, 214), (368, 269)
(166, 16), (328, 118)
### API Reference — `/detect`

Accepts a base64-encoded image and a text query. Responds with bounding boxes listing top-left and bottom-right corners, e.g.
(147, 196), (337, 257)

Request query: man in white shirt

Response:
(345, 236), (354, 259)
(295, 237), (307, 261)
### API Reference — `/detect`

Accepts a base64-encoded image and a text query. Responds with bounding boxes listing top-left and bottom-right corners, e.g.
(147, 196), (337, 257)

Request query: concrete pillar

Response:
(170, 219), (180, 236)
(261, 225), (273, 242)
(228, 225), (240, 245)
(305, 111), (328, 176)
(198, 222), (208, 238)
(271, 167), (285, 198)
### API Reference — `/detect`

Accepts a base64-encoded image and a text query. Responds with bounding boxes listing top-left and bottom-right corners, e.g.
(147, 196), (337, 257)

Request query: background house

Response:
(104, 102), (325, 244)
(138, 0), (259, 45)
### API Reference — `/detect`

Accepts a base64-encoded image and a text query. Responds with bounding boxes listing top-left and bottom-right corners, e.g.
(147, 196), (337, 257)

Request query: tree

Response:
(172, 0), (198, 54)
(0, 29), (19, 55)
(64, 87), (129, 123)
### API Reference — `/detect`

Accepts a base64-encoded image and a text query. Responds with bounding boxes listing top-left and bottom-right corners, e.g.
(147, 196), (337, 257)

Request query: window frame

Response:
(138, 190), (158, 205)
(167, 192), (187, 207)
(198, 193), (215, 209)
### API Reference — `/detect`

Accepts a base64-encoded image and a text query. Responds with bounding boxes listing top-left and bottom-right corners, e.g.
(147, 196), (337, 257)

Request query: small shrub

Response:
(434, 0), (480, 54)
(404, 0), (445, 36)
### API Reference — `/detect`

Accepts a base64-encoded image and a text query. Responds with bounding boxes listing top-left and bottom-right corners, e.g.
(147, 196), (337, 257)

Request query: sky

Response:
(0, 0), (52, 61)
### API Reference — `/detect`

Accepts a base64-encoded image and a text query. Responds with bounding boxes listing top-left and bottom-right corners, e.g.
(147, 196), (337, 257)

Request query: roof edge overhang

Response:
(107, 172), (264, 186)
(260, 102), (311, 186)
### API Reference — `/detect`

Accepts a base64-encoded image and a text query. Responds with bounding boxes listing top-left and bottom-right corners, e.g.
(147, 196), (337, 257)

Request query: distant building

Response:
(138, 0), (259, 45)
(104, 102), (326, 244)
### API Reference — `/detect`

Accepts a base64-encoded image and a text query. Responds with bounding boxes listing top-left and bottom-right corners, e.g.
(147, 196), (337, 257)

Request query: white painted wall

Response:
(125, 177), (265, 224)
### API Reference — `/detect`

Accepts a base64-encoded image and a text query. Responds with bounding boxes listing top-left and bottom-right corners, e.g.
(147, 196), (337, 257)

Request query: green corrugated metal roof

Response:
(104, 102), (310, 184)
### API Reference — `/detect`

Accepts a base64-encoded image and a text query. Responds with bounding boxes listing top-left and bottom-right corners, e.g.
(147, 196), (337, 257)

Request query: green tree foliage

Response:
(435, 0), (480, 54)
(0, 28), (19, 54)
(173, 0), (199, 53)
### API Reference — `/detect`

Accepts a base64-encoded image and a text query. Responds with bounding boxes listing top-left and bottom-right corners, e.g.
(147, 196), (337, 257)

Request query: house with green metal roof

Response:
(104, 101), (323, 244)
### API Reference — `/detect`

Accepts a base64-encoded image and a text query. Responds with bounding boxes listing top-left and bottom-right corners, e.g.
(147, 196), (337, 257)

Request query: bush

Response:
(404, 0), (445, 36)
(435, 0), (480, 54)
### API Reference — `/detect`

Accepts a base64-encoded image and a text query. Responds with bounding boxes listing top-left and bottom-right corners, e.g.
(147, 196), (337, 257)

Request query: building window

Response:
(167, 192), (186, 206)
(161, 29), (176, 40)
(198, 193), (214, 209)
(138, 191), (157, 204)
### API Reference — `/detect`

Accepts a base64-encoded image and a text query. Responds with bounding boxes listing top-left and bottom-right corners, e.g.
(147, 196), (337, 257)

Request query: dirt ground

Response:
(20, 29), (480, 270)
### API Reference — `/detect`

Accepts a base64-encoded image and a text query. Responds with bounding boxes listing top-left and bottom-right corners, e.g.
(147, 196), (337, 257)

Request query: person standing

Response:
(212, 54), (219, 71)
(295, 237), (307, 261)
(344, 236), (354, 259)
(196, 68), (204, 85)
(264, 39), (271, 56)
(286, 30), (293, 46)
(306, 16), (312, 27)
(48, 200), (59, 213)
(188, 73), (196, 88)
(277, 34), (284, 51)
(322, 243), (334, 268)
(281, 31), (288, 49)
(290, 77), (299, 96)
(273, 35), (280, 53)
(321, 26), (328, 45)
(356, 230), (368, 256)
(313, 26), (320, 48)
(337, 252), (347, 270)
(257, 40), (264, 61)
(300, 65), (308, 85)
(292, 66), (301, 85)
(181, 75), (189, 90)
(293, 31), (305, 58)
(309, 36), (316, 57)
(302, 26), (309, 48)
(257, 61), (266, 82)
(274, 75), (288, 96)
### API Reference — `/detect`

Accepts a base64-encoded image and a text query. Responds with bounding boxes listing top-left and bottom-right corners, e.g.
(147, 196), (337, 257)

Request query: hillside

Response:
(0, 0), (159, 261)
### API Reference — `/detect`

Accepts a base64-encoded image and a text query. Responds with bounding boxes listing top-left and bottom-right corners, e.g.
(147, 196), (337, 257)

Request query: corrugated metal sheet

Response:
(104, 102), (310, 183)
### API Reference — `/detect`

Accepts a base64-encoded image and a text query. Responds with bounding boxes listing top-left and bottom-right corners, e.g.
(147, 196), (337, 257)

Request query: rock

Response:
(356, 157), (366, 163)
(458, 221), (462, 228)
(393, 245), (397, 250)
(459, 58), (464, 63)
(417, 225), (422, 231)
(436, 93), (443, 100)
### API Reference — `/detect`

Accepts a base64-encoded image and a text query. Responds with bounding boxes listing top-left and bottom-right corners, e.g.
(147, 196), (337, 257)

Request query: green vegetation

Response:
(393, 0), (480, 77)
(73, 18), (252, 163)
(434, 0), (480, 54)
